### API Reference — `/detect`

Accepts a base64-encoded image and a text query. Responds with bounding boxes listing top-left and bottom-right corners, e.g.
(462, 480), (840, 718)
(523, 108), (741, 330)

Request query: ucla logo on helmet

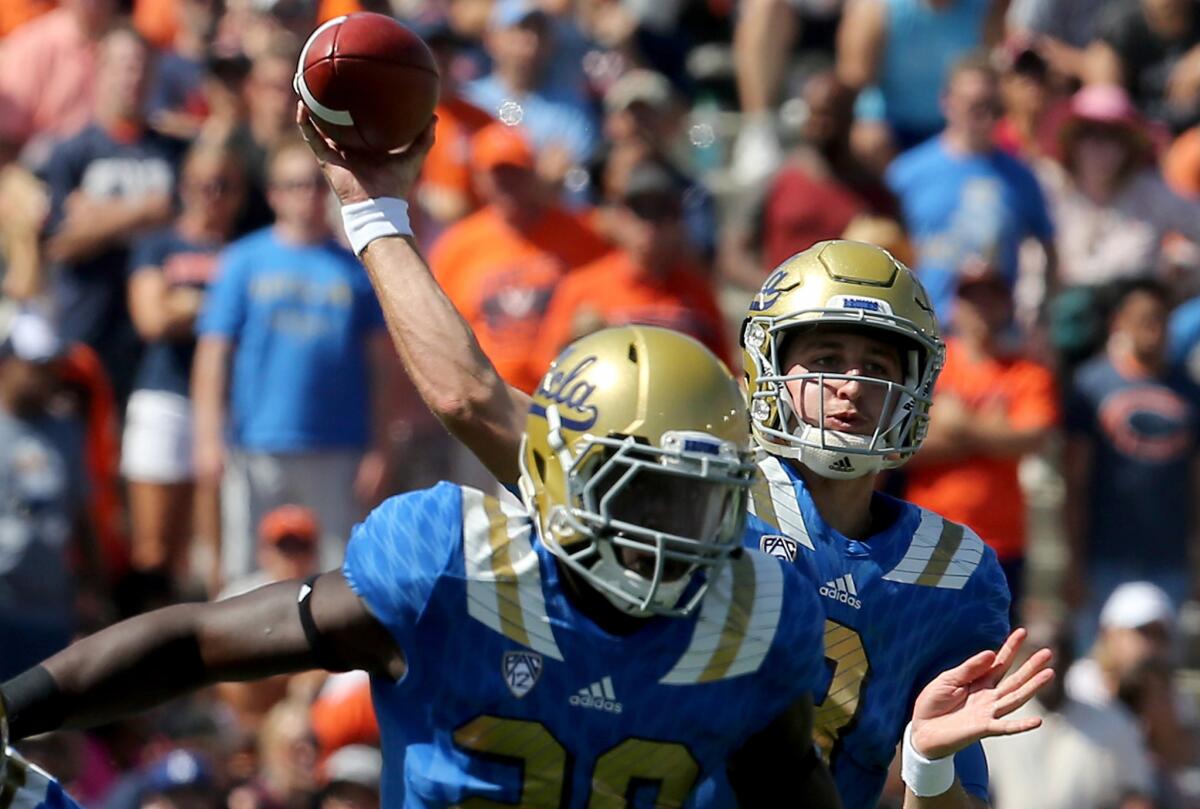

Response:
(827, 294), (894, 315)
(749, 269), (790, 312)
(532, 349), (600, 430)
(502, 650), (544, 698)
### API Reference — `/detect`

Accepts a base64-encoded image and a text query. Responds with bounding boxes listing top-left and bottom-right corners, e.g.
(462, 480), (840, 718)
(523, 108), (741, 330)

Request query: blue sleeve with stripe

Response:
(342, 482), (463, 652)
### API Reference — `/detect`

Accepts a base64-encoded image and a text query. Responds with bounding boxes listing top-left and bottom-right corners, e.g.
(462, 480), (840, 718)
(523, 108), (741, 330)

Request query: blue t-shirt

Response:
(855, 0), (989, 144)
(127, 228), (223, 396)
(197, 228), (385, 452)
(38, 125), (185, 396)
(1065, 354), (1200, 567)
(342, 482), (828, 808)
(465, 75), (599, 164)
(886, 138), (1054, 324)
(1169, 295), (1200, 380)
(735, 456), (1011, 809)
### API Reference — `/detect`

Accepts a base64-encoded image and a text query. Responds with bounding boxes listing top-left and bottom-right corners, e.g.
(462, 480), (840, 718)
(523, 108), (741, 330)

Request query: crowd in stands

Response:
(4, 0), (1200, 805)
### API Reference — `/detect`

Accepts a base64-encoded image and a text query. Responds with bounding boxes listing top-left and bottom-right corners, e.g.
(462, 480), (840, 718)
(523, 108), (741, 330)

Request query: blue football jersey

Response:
(342, 482), (828, 808)
(747, 456), (1011, 809)
(3, 748), (85, 809)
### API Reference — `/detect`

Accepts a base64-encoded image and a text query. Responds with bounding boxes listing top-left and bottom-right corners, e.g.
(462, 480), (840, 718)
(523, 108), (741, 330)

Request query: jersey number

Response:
(453, 715), (700, 808)
(813, 619), (871, 761)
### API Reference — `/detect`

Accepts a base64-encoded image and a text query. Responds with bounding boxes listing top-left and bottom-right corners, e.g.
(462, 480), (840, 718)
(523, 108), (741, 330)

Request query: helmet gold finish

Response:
(741, 240), (944, 479)
(519, 325), (756, 617)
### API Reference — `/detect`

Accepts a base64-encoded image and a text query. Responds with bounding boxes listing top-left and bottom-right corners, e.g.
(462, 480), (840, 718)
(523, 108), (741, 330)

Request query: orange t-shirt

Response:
(431, 205), (610, 393)
(132, 0), (178, 49)
(534, 250), (732, 374)
(905, 339), (1059, 561)
(0, 0), (54, 38)
(1164, 126), (1200, 199)
(420, 96), (494, 209)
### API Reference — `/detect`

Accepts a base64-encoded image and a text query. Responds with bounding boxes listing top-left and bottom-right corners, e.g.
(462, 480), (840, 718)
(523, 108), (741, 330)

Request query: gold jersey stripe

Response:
(916, 519), (964, 587)
(698, 551), (757, 682)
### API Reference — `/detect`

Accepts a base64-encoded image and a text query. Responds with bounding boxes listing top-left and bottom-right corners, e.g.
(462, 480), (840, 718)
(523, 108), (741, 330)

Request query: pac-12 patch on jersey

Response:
(760, 534), (799, 562)
(502, 650), (543, 698)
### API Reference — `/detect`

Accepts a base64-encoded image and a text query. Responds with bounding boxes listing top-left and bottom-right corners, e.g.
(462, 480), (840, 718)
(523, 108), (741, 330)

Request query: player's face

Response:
(781, 328), (905, 436)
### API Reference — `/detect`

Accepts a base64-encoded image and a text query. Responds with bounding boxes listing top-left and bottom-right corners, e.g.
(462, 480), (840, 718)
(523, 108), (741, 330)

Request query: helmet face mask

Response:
(741, 242), (945, 480)
(519, 327), (756, 618)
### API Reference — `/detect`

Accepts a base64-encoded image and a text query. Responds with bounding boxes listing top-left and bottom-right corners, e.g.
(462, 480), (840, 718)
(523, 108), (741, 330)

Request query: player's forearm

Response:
(904, 782), (988, 809)
(360, 236), (529, 484)
(2, 583), (317, 739)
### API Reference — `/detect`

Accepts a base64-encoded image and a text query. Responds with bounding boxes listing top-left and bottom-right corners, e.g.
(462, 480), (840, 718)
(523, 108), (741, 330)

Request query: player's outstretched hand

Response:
(295, 102), (436, 206)
(909, 627), (1054, 761)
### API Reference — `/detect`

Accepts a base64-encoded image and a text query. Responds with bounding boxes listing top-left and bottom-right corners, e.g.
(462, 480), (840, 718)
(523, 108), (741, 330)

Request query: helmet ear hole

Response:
(628, 343), (638, 363)
(533, 449), (547, 481)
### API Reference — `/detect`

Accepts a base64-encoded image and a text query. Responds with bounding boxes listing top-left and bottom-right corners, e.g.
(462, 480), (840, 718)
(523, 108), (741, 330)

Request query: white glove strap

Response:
(340, 197), (412, 256)
(901, 722), (955, 797)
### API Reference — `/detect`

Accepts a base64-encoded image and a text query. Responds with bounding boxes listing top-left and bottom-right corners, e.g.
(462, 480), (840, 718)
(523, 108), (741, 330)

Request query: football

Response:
(294, 12), (440, 153)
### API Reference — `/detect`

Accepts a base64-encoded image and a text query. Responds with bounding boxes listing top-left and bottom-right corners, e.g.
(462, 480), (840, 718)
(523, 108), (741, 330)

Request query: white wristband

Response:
(901, 722), (955, 797)
(340, 197), (413, 256)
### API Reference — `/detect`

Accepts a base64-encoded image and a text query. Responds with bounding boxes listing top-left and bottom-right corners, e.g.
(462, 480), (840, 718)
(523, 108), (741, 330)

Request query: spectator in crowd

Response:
(1068, 583), (1198, 806)
(905, 265), (1059, 616)
(1086, 0), (1200, 133)
(837, 0), (1004, 167)
(219, 36), (302, 235)
(992, 41), (1062, 162)
(219, 504), (320, 600)
(225, 699), (319, 809)
(308, 673), (379, 762)
(534, 160), (731, 371)
(0, 0), (54, 38)
(316, 745), (381, 809)
(192, 138), (393, 585)
(147, 0), (223, 142)
(413, 17), (495, 234)
(0, 151), (50, 302)
(1064, 279), (1200, 647)
(727, 0), (843, 185)
(0, 309), (91, 680)
(886, 53), (1056, 324)
(1004, 0), (1106, 81)
(40, 24), (184, 406)
(465, 0), (599, 183)
(721, 69), (897, 291)
(135, 749), (221, 809)
(1037, 83), (1200, 290)
(594, 69), (717, 264)
(429, 122), (609, 394)
(982, 624), (1156, 809)
(123, 142), (246, 590)
(0, 0), (118, 149)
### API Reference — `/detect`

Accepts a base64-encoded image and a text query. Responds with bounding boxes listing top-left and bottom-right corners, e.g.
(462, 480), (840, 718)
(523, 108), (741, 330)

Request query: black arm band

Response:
(298, 575), (350, 672)
(1, 665), (66, 741)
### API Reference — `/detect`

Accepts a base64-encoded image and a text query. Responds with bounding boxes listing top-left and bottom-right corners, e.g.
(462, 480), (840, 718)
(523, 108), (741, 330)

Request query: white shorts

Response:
(121, 389), (195, 484)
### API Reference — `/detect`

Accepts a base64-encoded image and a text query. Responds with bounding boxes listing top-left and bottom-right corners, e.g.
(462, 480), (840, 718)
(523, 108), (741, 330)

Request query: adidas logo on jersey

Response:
(569, 676), (623, 714)
(820, 574), (863, 609)
(830, 456), (855, 473)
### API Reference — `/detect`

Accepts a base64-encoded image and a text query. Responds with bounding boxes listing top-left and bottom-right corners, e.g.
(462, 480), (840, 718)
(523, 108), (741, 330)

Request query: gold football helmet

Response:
(519, 325), (756, 617)
(741, 240), (944, 479)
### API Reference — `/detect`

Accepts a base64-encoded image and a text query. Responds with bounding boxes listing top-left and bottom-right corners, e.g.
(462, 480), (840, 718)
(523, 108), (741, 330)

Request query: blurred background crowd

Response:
(3, 0), (1200, 805)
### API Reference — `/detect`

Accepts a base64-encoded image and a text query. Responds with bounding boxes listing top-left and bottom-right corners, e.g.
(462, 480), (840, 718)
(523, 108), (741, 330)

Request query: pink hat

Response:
(1059, 83), (1152, 165)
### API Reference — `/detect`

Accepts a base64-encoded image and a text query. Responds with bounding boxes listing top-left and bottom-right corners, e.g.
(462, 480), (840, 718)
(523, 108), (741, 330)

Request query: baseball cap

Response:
(324, 745), (383, 790)
(140, 750), (214, 795)
(490, 0), (546, 29)
(470, 122), (536, 173)
(1, 307), (65, 364)
(258, 504), (319, 549)
(604, 69), (674, 114)
(1100, 581), (1175, 631)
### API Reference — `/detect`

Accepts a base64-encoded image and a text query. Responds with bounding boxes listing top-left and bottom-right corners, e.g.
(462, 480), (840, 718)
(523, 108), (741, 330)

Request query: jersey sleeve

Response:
(952, 742), (990, 800)
(342, 482), (464, 652)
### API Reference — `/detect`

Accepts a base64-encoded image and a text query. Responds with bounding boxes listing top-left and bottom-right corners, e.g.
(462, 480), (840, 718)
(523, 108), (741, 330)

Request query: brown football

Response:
(294, 12), (440, 153)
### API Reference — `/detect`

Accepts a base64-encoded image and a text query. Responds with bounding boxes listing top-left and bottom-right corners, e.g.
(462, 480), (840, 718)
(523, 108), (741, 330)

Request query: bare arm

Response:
(128, 269), (205, 342)
(296, 105), (529, 485)
(46, 193), (173, 264)
(1083, 40), (1124, 85)
(732, 0), (799, 115)
(837, 0), (887, 91)
(191, 336), (231, 487)
(2, 571), (402, 740)
(728, 695), (842, 808)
